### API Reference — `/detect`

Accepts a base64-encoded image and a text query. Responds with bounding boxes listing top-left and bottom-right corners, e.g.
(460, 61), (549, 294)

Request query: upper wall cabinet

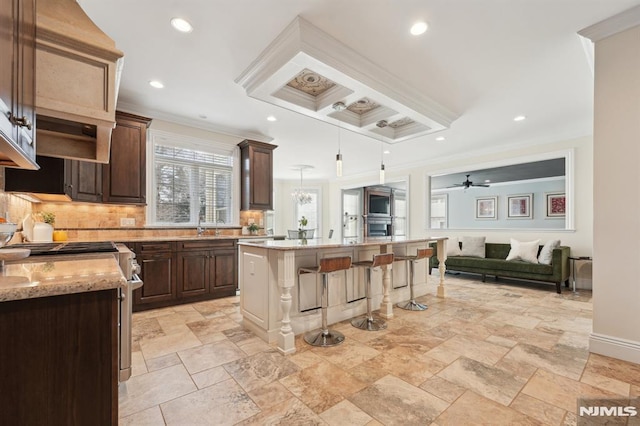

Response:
(103, 112), (152, 204)
(0, 0), (37, 169)
(239, 140), (277, 211)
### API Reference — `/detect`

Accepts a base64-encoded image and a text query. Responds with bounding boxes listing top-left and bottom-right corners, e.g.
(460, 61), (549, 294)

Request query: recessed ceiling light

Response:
(267, 115), (277, 122)
(484, 179), (491, 183)
(149, 80), (164, 89)
(170, 18), (193, 33)
(410, 22), (428, 35)
(435, 136), (446, 141)
(513, 115), (526, 121)
(383, 150), (391, 154)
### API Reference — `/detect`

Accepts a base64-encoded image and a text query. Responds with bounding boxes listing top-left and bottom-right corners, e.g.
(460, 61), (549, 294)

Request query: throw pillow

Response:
(446, 236), (462, 256)
(538, 239), (560, 265)
(506, 238), (540, 263)
(461, 236), (486, 258)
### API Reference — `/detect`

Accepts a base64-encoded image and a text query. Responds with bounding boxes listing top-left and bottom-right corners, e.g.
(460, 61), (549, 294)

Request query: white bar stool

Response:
(395, 247), (433, 311)
(351, 253), (394, 331)
(298, 256), (352, 347)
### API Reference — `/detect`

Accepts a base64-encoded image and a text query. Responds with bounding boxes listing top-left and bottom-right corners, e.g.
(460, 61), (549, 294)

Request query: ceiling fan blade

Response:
(472, 184), (490, 187)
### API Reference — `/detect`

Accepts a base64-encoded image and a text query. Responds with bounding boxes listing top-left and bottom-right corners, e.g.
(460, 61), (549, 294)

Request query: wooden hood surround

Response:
(35, 0), (123, 163)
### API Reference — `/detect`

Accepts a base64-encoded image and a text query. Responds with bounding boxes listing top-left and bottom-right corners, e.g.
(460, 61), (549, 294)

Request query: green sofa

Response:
(429, 242), (570, 293)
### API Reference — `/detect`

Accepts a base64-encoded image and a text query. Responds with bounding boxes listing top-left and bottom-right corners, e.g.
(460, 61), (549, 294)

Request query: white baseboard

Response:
(589, 333), (640, 364)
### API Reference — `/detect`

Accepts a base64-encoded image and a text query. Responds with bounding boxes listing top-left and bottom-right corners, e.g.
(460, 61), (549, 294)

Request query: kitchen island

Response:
(0, 254), (125, 425)
(238, 236), (447, 354)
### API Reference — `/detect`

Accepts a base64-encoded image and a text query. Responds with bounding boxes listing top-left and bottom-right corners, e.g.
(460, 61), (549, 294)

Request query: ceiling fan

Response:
(448, 174), (490, 189)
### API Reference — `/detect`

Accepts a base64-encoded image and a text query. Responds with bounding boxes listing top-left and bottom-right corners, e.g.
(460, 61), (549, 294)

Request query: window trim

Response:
(146, 129), (240, 227)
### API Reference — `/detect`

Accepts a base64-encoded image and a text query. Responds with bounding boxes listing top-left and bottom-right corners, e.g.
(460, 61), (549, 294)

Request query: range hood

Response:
(35, 0), (123, 163)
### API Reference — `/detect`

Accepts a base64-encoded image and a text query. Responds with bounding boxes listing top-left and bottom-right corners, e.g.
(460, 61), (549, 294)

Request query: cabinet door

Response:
(69, 160), (103, 202)
(177, 250), (209, 299)
(0, 0), (36, 169)
(210, 248), (237, 298)
(103, 112), (150, 204)
(134, 252), (176, 308)
(239, 140), (276, 211)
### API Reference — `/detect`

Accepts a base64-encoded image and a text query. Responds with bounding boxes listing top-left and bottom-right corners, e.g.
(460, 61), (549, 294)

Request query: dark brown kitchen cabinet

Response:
(5, 154), (101, 202)
(177, 239), (238, 301)
(177, 250), (210, 299)
(0, 289), (118, 425)
(68, 160), (103, 202)
(131, 239), (237, 311)
(103, 112), (152, 204)
(239, 139), (277, 211)
(132, 241), (177, 311)
(0, 0), (37, 169)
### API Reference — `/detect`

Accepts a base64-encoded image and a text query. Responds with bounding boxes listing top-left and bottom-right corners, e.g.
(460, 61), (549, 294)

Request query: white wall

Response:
(274, 136), (593, 288)
(436, 177), (566, 229)
(590, 24), (640, 363)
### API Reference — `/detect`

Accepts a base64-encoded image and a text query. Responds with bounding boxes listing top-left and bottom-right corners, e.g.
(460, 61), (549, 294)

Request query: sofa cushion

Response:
(447, 236), (462, 256)
(446, 256), (554, 275)
(461, 236), (486, 258)
(538, 239), (560, 265)
(506, 239), (540, 263)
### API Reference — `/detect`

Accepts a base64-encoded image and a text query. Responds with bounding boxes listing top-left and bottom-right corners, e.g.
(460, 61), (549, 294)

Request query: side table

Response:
(568, 256), (592, 294)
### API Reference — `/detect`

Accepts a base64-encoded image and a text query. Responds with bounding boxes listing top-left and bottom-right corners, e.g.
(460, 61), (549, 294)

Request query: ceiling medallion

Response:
(347, 98), (380, 115)
(286, 69), (336, 97)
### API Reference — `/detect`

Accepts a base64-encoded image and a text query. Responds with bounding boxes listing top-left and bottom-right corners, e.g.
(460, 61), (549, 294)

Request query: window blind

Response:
(153, 143), (234, 225)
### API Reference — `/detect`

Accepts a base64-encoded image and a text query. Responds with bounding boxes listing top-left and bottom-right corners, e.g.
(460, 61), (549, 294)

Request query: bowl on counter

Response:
(0, 223), (18, 247)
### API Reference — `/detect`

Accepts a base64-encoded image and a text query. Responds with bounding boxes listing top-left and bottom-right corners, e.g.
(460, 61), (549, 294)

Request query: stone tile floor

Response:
(119, 275), (640, 425)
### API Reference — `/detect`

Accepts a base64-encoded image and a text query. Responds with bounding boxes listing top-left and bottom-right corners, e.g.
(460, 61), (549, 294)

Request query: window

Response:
(148, 130), (238, 226)
(430, 194), (448, 229)
(294, 188), (321, 238)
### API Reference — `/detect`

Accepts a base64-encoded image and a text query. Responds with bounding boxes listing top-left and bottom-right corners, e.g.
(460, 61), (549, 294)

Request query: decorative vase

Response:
(33, 222), (54, 242)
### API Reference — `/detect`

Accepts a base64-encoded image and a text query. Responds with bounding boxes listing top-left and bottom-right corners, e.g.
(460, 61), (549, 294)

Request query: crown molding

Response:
(116, 101), (273, 143)
(579, 5), (640, 42)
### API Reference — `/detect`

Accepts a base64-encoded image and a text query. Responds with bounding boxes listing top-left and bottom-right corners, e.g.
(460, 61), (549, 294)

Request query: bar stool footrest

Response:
(396, 300), (428, 311)
(304, 329), (345, 347)
(351, 316), (387, 331)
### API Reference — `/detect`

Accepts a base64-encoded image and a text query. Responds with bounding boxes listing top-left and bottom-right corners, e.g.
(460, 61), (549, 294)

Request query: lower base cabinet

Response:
(133, 242), (177, 309)
(132, 239), (237, 311)
(0, 289), (118, 425)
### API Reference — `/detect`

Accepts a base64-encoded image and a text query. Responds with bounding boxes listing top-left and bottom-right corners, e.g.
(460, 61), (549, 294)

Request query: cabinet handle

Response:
(10, 114), (32, 130)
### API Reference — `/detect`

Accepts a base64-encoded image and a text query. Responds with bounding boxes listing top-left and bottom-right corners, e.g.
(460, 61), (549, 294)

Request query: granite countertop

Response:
(34, 235), (285, 243)
(0, 253), (126, 302)
(237, 236), (448, 251)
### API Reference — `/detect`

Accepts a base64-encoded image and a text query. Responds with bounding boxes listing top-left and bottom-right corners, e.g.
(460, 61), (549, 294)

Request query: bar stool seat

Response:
(351, 253), (395, 331)
(395, 248), (433, 311)
(299, 256), (352, 347)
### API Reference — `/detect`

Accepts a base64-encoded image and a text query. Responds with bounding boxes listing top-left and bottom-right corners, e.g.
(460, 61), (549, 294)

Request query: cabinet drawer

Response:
(134, 241), (175, 253)
(177, 240), (235, 251)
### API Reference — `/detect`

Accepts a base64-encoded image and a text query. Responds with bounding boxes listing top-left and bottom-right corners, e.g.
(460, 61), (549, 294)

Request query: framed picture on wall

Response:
(507, 194), (533, 219)
(475, 196), (497, 219)
(546, 192), (566, 218)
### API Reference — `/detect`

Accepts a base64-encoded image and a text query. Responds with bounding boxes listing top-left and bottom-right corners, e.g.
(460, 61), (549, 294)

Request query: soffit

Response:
(235, 16), (459, 145)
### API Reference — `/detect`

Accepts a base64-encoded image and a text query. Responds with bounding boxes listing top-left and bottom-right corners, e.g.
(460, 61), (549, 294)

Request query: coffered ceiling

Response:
(78, 0), (640, 180)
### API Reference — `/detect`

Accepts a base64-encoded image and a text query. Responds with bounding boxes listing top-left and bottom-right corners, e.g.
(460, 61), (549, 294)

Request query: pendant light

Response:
(332, 102), (346, 177)
(376, 120), (388, 184)
(379, 142), (385, 184)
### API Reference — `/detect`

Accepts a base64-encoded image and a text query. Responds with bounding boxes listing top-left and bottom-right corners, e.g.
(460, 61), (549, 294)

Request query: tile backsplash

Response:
(33, 202), (146, 229)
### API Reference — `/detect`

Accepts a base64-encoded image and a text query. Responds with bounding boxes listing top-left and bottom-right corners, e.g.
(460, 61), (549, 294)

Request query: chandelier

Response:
(291, 165), (313, 204)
